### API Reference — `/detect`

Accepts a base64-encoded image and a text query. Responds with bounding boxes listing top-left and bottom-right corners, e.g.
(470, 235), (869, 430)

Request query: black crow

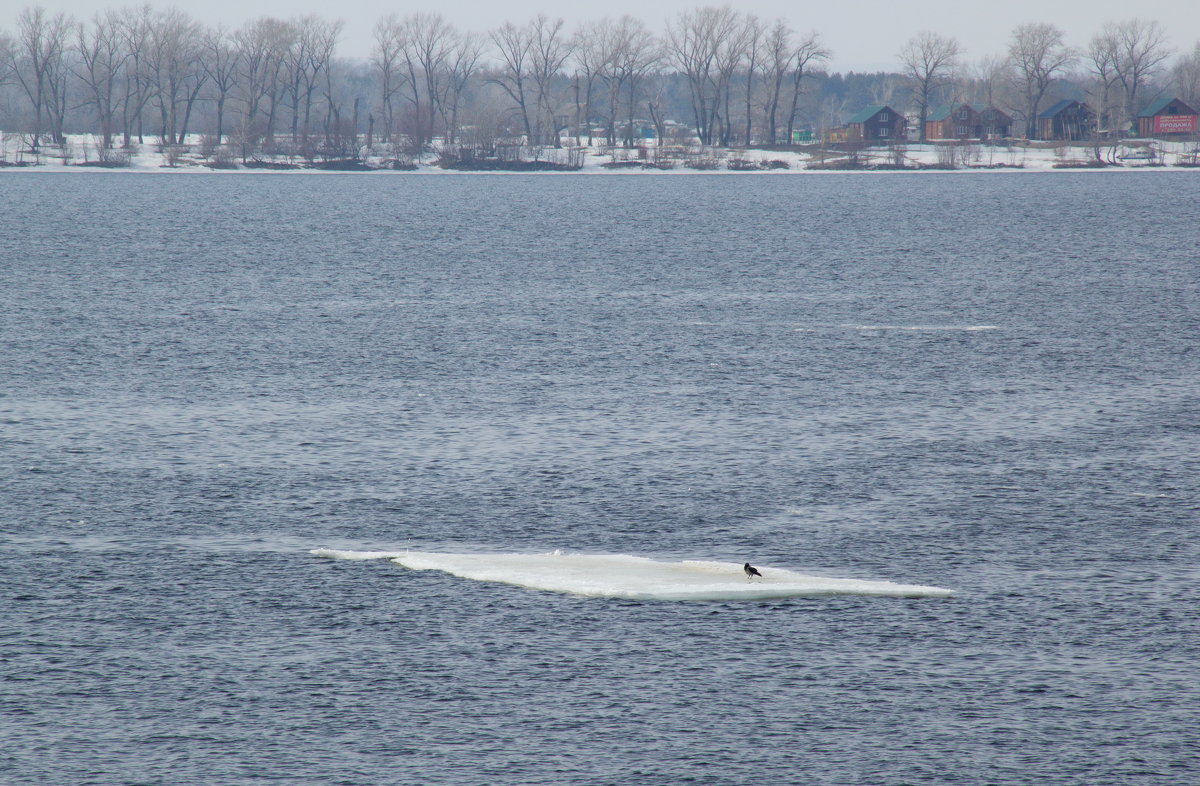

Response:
(744, 562), (763, 579)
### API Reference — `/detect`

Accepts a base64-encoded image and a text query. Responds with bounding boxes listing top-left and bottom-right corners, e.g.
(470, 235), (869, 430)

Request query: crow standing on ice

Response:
(743, 562), (763, 580)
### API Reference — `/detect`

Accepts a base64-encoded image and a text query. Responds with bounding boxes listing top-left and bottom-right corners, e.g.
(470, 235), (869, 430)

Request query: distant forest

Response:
(1, 5), (1198, 158)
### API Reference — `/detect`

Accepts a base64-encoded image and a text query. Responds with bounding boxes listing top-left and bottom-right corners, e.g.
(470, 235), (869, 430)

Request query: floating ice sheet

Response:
(312, 549), (954, 601)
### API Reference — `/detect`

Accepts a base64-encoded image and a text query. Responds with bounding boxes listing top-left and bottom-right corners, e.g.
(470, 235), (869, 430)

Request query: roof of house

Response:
(847, 105), (892, 124)
(927, 104), (956, 122)
(1038, 99), (1085, 119)
(928, 104), (1011, 122)
(1137, 96), (1197, 117)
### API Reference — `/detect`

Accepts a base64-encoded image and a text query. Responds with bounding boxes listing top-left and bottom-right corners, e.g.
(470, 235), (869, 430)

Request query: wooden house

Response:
(926, 104), (1013, 140)
(846, 106), (907, 143)
(1136, 97), (1198, 137)
(926, 104), (974, 140)
(1037, 100), (1095, 141)
(978, 107), (1013, 138)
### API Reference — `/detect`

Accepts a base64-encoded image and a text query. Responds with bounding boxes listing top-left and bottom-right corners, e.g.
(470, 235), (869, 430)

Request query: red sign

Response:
(1155, 115), (1197, 134)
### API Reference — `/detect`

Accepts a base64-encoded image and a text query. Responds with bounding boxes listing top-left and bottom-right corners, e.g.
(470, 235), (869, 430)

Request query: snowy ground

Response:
(2, 132), (1197, 173)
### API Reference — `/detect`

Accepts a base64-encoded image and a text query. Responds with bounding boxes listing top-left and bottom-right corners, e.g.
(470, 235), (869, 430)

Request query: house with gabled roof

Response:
(926, 104), (974, 140)
(846, 106), (907, 143)
(925, 104), (1013, 140)
(978, 107), (1013, 139)
(1136, 97), (1197, 137)
(1037, 100), (1095, 141)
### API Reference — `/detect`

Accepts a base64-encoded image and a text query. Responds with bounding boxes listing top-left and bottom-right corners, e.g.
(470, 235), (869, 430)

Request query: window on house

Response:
(958, 110), (969, 120)
(878, 127), (890, 137)
(878, 112), (889, 121)
(957, 125), (969, 136)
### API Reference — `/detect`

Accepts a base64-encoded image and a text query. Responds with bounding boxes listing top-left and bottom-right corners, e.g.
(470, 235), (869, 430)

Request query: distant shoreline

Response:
(2, 136), (1196, 175)
(3, 163), (1196, 175)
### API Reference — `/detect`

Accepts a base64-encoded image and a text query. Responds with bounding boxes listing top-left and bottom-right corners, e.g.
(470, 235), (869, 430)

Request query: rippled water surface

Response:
(2, 172), (1198, 785)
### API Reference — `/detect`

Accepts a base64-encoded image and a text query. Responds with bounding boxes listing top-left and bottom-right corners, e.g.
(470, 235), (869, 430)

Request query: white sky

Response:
(26, 0), (1200, 71)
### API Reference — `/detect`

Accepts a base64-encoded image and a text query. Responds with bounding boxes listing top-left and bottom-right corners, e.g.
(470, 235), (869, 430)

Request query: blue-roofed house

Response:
(1136, 97), (1197, 137)
(847, 106), (907, 143)
(1036, 100), (1095, 140)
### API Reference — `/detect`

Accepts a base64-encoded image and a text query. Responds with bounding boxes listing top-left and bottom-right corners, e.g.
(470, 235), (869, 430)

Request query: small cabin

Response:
(1136, 97), (1198, 137)
(926, 104), (1013, 140)
(847, 106), (907, 144)
(1037, 100), (1095, 141)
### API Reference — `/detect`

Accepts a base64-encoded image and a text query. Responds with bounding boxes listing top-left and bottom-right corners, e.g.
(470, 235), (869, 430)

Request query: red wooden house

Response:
(1136, 97), (1197, 137)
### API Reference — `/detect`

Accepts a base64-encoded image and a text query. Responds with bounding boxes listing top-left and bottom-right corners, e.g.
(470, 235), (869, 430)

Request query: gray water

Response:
(1, 172), (1198, 785)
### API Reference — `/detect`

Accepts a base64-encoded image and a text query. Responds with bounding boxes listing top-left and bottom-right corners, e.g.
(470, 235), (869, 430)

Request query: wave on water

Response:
(310, 549), (954, 600)
(847, 324), (999, 332)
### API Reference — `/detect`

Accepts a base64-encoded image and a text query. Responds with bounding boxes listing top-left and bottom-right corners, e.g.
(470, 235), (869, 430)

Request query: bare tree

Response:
(760, 21), (794, 144)
(729, 13), (758, 145)
(667, 7), (714, 144)
(972, 54), (1010, 108)
(398, 13), (452, 150)
(757, 22), (828, 145)
(610, 16), (659, 147)
(234, 17), (293, 153)
(371, 15), (401, 144)
(598, 21), (625, 146)
(489, 15), (570, 147)
(1086, 32), (1122, 132)
(574, 16), (659, 148)
(13, 7), (74, 147)
(1173, 42), (1200, 106)
(489, 19), (536, 144)
(437, 30), (482, 146)
(74, 11), (127, 148)
(740, 14), (764, 145)
(281, 17), (311, 143)
(645, 78), (669, 145)
(900, 30), (962, 142)
(309, 18), (342, 144)
(1008, 23), (1075, 138)
(115, 5), (153, 145)
(1096, 19), (1172, 130)
(0, 30), (14, 88)
(528, 15), (571, 147)
(201, 25), (239, 144)
(283, 16), (342, 146)
(318, 50), (359, 156)
(667, 6), (742, 145)
(711, 12), (751, 146)
(784, 31), (830, 145)
(145, 9), (207, 145)
(570, 19), (617, 145)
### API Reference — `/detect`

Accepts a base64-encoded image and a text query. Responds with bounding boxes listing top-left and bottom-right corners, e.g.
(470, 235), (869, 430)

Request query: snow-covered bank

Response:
(2, 133), (1197, 173)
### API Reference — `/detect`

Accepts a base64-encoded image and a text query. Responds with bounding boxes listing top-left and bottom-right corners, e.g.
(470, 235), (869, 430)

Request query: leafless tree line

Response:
(1, 4), (1197, 156)
(0, 6), (350, 156)
(0, 4), (835, 154)
(900, 18), (1191, 141)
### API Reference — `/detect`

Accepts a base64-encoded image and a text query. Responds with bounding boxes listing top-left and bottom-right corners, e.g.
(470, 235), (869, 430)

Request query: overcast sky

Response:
(23, 0), (1200, 71)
